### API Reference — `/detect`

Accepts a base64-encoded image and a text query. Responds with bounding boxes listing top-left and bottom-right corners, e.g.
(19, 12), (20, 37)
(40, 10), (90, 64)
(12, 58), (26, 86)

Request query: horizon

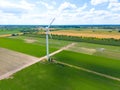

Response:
(0, 24), (120, 26)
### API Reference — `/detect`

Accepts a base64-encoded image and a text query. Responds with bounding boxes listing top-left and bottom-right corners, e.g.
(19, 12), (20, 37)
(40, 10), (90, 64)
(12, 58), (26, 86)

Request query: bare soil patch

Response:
(24, 39), (37, 43)
(0, 48), (38, 80)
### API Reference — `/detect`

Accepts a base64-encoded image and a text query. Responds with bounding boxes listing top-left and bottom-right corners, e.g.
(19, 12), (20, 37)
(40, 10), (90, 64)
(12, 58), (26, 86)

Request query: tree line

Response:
(24, 34), (120, 46)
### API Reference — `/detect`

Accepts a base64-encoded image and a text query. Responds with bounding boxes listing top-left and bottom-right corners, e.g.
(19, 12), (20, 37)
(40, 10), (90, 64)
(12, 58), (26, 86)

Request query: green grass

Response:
(54, 51), (120, 78)
(0, 36), (71, 57)
(0, 36), (120, 90)
(68, 42), (120, 60)
(14, 36), (71, 49)
(0, 62), (120, 90)
(0, 37), (57, 57)
(0, 30), (20, 35)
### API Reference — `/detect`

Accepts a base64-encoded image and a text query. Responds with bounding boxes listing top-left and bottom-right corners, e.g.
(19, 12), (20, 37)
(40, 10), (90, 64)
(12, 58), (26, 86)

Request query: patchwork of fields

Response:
(0, 61), (120, 90)
(0, 35), (120, 90)
(0, 37), (57, 57)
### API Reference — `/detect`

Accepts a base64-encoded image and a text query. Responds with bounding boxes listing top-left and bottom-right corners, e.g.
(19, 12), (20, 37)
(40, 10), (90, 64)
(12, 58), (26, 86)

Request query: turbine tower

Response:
(45, 18), (55, 61)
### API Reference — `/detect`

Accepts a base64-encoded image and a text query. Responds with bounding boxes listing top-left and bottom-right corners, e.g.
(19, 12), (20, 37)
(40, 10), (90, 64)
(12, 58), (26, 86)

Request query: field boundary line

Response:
(0, 43), (76, 80)
(54, 60), (120, 82)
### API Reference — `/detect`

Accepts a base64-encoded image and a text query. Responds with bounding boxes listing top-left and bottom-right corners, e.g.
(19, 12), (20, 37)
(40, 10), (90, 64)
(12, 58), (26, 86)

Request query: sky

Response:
(0, 0), (120, 25)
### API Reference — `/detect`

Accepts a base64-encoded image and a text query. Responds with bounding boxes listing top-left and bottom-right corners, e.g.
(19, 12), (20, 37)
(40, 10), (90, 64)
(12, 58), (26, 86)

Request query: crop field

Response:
(14, 36), (120, 60)
(67, 42), (120, 60)
(13, 36), (120, 60)
(0, 37), (57, 57)
(0, 30), (20, 35)
(54, 51), (120, 78)
(50, 29), (120, 39)
(0, 61), (120, 90)
(14, 36), (71, 49)
(0, 35), (120, 90)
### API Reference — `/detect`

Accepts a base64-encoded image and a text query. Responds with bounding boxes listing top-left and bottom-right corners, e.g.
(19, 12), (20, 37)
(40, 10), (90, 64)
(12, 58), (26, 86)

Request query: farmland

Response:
(0, 25), (120, 90)
(53, 51), (120, 78)
(0, 61), (120, 90)
(15, 35), (120, 60)
(0, 37), (57, 57)
(50, 29), (120, 39)
(0, 48), (39, 80)
(67, 42), (120, 60)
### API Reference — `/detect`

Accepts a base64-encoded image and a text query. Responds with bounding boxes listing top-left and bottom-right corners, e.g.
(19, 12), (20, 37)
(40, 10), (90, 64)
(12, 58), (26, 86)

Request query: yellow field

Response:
(50, 30), (120, 39)
(0, 33), (23, 38)
(0, 34), (11, 37)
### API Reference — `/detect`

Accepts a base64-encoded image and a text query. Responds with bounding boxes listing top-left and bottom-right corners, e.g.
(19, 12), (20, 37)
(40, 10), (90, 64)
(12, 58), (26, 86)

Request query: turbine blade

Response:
(48, 30), (52, 39)
(48, 18), (55, 28)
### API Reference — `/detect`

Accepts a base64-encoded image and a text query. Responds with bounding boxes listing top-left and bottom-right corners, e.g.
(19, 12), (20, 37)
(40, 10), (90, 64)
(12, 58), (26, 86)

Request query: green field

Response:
(0, 36), (72, 57)
(0, 61), (120, 90)
(68, 42), (120, 60)
(0, 36), (120, 90)
(54, 51), (120, 78)
(1, 35), (120, 60)
(0, 37), (57, 57)
(0, 30), (20, 35)
(15, 36), (120, 60)
(14, 36), (71, 49)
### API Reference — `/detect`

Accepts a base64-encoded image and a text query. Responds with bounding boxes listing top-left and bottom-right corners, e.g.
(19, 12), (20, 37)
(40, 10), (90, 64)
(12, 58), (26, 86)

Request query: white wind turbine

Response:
(45, 5), (67, 61)
(45, 17), (55, 61)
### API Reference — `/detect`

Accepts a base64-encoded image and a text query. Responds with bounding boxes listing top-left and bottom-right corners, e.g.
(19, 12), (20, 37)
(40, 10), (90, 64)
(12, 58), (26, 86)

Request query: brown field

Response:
(50, 30), (120, 39)
(0, 48), (38, 80)
(0, 33), (23, 38)
(0, 34), (11, 37)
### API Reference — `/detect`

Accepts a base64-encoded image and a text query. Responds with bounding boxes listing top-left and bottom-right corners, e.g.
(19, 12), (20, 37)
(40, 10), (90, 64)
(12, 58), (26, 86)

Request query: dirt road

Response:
(1, 42), (119, 82)
(0, 43), (76, 80)
(54, 60), (120, 82)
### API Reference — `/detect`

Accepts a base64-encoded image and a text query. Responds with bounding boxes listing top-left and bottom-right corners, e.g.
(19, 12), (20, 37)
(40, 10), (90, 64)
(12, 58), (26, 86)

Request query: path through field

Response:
(1, 42), (119, 82)
(54, 60), (120, 82)
(0, 43), (76, 80)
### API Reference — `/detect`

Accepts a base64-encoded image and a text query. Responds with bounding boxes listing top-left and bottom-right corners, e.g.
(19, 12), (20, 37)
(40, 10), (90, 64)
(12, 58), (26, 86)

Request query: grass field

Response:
(54, 51), (120, 78)
(0, 36), (72, 57)
(0, 30), (20, 35)
(1, 35), (119, 60)
(0, 37), (57, 57)
(14, 36), (71, 49)
(0, 35), (120, 90)
(0, 61), (120, 90)
(14, 36), (120, 60)
(50, 29), (120, 39)
(67, 42), (120, 60)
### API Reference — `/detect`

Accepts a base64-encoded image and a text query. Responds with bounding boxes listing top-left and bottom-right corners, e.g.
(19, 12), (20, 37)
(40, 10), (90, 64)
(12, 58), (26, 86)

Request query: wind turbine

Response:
(45, 18), (55, 61)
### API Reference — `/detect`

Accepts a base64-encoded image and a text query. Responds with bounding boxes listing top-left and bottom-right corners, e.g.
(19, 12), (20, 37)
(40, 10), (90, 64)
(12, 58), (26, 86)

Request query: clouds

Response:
(91, 0), (120, 12)
(58, 2), (77, 11)
(91, 0), (108, 5)
(37, 1), (54, 10)
(0, 0), (35, 14)
(0, 0), (120, 25)
(108, 0), (120, 11)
